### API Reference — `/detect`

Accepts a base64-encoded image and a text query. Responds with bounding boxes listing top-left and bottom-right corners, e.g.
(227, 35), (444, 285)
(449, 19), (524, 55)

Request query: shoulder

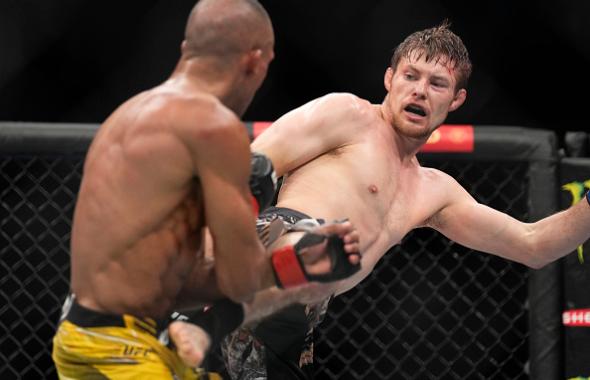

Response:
(312, 92), (372, 116)
(419, 166), (455, 183)
(161, 93), (247, 147)
(292, 92), (374, 129)
(420, 167), (473, 209)
(418, 165), (467, 195)
(416, 166), (457, 227)
(136, 91), (249, 164)
(176, 94), (241, 133)
(315, 92), (366, 106)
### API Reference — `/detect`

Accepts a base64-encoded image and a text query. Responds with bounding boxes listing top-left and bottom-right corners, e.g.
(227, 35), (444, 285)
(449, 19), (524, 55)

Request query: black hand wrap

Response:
(271, 232), (361, 289)
(169, 299), (244, 350)
(249, 152), (277, 213)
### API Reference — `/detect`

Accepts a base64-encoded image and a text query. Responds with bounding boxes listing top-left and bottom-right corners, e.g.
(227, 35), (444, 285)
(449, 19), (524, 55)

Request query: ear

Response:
(243, 49), (263, 75)
(384, 67), (393, 92)
(449, 88), (466, 112)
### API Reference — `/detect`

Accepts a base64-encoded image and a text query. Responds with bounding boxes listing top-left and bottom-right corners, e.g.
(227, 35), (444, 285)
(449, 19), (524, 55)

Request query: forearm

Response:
(529, 199), (590, 267)
(214, 239), (271, 302)
(209, 193), (272, 302)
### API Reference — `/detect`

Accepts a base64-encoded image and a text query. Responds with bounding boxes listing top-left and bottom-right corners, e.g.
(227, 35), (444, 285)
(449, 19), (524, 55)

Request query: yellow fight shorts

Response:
(52, 296), (220, 380)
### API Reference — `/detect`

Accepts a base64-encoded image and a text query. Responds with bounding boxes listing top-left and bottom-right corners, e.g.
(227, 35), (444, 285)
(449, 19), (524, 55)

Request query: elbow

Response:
(526, 257), (547, 270)
(522, 239), (551, 270)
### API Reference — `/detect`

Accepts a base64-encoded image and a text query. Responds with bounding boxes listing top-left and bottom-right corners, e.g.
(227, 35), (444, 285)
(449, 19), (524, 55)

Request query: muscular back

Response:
(71, 87), (215, 318)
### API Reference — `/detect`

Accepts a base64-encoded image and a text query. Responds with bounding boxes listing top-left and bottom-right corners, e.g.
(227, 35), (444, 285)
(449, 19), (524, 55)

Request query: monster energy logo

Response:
(562, 180), (590, 263)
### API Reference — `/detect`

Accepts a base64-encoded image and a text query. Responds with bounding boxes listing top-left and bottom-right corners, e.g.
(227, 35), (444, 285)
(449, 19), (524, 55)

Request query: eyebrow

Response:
(403, 59), (454, 80)
(405, 64), (451, 84)
(430, 75), (450, 84)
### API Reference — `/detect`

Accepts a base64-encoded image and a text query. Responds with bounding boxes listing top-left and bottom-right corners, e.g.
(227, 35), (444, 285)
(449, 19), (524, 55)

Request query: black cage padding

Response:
(560, 157), (590, 378)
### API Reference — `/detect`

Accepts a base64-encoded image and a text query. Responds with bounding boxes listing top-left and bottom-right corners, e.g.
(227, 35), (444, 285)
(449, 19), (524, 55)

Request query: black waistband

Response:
(260, 206), (312, 223)
(65, 299), (166, 336)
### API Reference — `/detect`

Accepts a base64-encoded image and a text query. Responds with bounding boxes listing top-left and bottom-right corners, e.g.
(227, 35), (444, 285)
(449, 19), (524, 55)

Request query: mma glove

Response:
(249, 152), (277, 213)
(271, 230), (361, 289)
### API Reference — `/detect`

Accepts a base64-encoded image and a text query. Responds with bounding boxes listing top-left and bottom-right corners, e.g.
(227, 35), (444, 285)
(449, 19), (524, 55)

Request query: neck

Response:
(377, 100), (429, 161)
(168, 57), (242, 115)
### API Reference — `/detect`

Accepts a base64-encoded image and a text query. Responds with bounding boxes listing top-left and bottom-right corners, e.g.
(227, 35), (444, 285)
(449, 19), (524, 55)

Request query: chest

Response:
(355, 138), (440, 229)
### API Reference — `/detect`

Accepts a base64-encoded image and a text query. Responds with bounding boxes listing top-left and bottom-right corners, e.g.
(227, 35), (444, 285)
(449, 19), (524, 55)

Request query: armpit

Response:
(421, 211), (444, 229)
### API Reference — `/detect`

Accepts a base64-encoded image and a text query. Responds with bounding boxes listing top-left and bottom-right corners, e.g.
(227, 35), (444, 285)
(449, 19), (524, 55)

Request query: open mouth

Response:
(404, 104), (427, 117)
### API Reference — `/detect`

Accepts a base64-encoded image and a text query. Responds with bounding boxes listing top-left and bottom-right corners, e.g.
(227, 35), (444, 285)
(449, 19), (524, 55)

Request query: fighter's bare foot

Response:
(169, 321), (211, 368)
(281, 220), (361, 276)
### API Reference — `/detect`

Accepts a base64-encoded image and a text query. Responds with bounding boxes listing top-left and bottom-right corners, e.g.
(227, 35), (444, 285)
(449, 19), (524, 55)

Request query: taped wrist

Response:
(173, 299), (244, 349)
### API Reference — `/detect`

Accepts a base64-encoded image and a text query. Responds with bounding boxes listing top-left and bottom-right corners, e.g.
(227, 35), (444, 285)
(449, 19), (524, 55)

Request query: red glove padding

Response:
(271, 232), (361, 288)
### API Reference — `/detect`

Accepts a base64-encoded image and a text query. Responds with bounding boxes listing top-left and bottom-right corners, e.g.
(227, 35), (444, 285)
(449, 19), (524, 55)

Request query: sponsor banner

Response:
(252, 122), (475, 153)
(563, 309), (590, 327)
(252, 121), (273, 139)
(421, 125), (474, 152)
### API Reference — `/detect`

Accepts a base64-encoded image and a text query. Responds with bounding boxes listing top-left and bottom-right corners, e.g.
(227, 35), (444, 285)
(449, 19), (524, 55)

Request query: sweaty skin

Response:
(69, 0), (290, 319)
(266, 93), (431, 295)
(58, 0), (363, 375)
(70, 87), (252, 318)
(252, 53), (590, 300)
(176, 41), (590, 371)
(70, 81), (361, 321)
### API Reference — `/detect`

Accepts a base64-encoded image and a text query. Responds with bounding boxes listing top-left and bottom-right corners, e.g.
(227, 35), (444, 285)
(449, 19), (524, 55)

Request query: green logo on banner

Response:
(562, 180), (590, 263)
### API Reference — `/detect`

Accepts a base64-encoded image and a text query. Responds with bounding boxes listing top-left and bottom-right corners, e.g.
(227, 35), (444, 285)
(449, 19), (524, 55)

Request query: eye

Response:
(404, 73), (415, 80)
(432, 81), (448, 89)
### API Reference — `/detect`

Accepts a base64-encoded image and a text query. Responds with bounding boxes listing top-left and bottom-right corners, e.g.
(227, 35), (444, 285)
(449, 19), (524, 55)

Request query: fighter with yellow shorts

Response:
(52, 294), (221, 379)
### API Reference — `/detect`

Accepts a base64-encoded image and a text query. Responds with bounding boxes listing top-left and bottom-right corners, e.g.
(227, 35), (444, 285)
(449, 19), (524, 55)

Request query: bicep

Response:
(251, 107), (323, 176)
(430, 190), (532, 262)
(252, 94), (355, 176)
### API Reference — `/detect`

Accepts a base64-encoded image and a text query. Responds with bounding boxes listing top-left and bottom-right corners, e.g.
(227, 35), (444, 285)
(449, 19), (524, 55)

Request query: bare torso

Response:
(275, 95), (445, 293)
(71, 86), (210, 318)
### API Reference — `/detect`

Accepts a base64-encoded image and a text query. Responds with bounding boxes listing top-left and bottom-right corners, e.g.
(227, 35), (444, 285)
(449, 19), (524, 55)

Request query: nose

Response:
(413, 79), (427, 100)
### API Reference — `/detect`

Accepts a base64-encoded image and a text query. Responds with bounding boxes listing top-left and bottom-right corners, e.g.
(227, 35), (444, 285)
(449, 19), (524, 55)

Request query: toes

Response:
(343, 230), (359, 244)
(345, 242), (360, 254)
(348, 253), (361, 265)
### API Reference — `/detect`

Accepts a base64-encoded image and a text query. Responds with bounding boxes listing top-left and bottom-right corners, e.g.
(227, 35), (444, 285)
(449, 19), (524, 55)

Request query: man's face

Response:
(384, 52), (466, 139)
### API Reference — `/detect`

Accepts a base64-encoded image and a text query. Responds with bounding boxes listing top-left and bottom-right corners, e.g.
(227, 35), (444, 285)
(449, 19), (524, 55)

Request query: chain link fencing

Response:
(0, 124), (560, 379)
(313, 160), (530, 379)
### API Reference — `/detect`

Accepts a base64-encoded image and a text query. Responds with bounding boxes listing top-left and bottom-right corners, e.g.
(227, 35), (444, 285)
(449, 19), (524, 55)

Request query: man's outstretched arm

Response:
(427, 171), (590, 268)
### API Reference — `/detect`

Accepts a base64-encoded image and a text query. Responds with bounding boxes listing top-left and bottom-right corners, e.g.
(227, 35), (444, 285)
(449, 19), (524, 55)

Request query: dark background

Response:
(1, 0), (589, 142)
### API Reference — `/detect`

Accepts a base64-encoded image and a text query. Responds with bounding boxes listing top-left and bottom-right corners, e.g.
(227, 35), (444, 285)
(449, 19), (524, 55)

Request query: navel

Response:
(368, 184), (379, 194)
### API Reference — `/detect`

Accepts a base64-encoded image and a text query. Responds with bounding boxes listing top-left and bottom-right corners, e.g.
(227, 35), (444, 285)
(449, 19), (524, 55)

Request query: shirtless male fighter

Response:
(213, 22), (590, 379)
(51, 1), (360, 379)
